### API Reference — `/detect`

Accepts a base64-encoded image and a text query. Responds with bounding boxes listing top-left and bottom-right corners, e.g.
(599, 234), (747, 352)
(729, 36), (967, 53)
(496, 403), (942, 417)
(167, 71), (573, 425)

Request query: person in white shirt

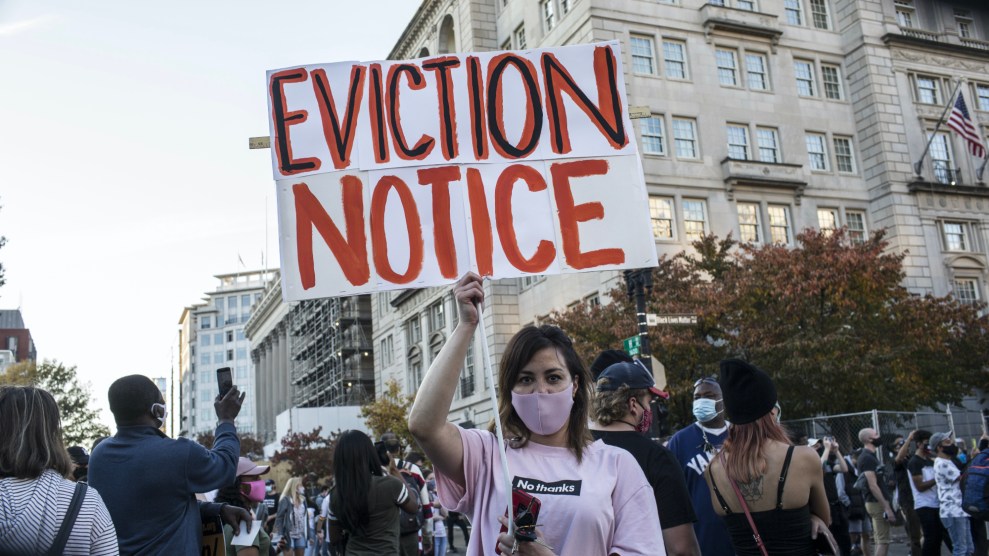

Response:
(931, 432), (972, 556)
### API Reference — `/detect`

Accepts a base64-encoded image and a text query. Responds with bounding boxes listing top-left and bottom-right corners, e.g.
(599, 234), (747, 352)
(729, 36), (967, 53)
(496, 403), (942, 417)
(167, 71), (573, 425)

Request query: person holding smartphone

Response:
(408, 273), (663, 556)
(90, 373), (250, 555)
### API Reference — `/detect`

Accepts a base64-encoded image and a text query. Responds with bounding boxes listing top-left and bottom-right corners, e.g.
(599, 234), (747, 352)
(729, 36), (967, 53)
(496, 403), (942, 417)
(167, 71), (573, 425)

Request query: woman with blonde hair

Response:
(275, 476), (309, 556)
(408, 273), (662, 556)
(704, 359), (833, 556)
(0, 385), (118, 555)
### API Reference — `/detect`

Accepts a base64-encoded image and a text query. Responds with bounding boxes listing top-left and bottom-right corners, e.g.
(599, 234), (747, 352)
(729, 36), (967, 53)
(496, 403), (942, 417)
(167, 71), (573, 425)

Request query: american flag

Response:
(946, 93), (986, 159)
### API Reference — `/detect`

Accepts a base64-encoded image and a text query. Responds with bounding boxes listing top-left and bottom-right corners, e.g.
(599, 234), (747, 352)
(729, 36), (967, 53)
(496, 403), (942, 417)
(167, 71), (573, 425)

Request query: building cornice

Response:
(389, 0), (443, 60)
(884, 33), (989, 64)
(244, 272), (287, 338)
(908, 181), (989, 198)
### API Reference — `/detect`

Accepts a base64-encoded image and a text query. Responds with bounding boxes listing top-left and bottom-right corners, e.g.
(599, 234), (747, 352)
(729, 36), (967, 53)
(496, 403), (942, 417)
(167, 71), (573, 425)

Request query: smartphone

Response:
(217, 367), (233, 398)
(495, 488), (542, 554)
(512, 488), (541, 542)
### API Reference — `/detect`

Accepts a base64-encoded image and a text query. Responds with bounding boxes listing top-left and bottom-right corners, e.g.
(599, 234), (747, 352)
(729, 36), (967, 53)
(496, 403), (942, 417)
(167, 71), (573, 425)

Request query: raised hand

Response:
(454, 272), (485, 327)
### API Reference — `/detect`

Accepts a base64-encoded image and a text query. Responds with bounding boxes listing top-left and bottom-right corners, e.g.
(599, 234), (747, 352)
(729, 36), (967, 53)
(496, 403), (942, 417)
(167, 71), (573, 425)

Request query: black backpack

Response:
(397, 468), (424, 536)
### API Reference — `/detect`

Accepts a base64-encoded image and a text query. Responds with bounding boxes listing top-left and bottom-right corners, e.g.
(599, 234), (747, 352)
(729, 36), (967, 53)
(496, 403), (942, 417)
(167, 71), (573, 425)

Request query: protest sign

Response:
(266, 41), (657, 300)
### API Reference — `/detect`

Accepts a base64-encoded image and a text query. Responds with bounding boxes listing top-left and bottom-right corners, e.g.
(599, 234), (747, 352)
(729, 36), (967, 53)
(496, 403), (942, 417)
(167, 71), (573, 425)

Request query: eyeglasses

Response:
(693, 376), (718, 388)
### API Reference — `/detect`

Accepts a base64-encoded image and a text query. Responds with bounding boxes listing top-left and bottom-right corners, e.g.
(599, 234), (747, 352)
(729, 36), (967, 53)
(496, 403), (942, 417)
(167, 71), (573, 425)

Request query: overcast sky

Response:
(0, 0), (421, 430)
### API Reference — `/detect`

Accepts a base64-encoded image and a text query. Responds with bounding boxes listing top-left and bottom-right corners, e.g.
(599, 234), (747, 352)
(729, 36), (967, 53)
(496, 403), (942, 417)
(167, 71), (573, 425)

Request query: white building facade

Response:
(178, 271), (272, 438)
(371, 0), (989, 424)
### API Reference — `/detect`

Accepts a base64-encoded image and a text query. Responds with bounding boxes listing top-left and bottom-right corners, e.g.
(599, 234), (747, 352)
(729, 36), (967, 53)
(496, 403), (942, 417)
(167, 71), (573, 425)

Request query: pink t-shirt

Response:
(435, 427), (665, 556)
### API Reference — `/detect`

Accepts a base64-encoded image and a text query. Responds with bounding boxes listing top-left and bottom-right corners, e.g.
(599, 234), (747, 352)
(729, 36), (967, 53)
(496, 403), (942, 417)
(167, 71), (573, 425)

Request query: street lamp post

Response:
(623, 268), (653, 371)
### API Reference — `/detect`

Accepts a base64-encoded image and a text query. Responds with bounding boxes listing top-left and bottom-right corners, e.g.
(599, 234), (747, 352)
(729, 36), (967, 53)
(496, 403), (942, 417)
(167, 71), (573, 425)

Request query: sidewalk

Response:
(438, 520), (965, 555)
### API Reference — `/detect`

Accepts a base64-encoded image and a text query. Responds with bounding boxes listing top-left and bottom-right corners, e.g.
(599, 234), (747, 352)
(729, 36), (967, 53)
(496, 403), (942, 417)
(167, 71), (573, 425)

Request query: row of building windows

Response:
(199, 329), (246, 346)
(195, 364), (249, 387)
(648, 197), (869, 246)
(379, 297), (477, 399)
(198, 347), (249, 366)
(539, 0), (576, 33)
(912, 77), (989, 111)
(631, 36), (989, 119)
(631, 35), (847, 101)
(403, 299), (447, 346)
(505, 0), (834, 49)
(649, 196), (985, 261)
(639, 115), (857, 171)
(198, 294), (262, 329)
(524, 0), (836, 33)
(895, 2), (981, 41)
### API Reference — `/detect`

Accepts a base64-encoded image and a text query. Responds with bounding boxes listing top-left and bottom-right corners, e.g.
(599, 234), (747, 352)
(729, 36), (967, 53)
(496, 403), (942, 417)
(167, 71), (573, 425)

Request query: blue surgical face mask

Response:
(692, 398), (722, 423)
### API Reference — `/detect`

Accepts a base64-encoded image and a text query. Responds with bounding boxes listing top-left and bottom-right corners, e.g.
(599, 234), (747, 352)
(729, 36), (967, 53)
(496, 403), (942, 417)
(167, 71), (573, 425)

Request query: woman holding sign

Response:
(408, 273), (663, 556)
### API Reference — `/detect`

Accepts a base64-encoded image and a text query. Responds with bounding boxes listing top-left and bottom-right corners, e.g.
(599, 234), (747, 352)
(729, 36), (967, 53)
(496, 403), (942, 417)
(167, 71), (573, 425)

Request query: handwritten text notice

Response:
(266, 41), (657, 300)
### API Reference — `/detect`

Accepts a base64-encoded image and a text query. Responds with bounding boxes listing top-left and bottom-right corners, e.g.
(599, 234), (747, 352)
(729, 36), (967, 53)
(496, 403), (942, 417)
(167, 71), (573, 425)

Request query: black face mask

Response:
(942, 445), (959, 457)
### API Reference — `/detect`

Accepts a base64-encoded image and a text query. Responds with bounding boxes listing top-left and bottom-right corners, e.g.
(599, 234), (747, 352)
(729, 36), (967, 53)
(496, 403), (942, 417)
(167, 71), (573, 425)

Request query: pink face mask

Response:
(511, 387), (574, 436)
(242, 480), (266, 502)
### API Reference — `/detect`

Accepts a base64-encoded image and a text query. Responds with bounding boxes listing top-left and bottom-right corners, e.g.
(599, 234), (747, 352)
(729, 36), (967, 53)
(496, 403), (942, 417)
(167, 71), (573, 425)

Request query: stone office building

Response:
(246, 271), (376, 445)
(371, 0), (989, 425)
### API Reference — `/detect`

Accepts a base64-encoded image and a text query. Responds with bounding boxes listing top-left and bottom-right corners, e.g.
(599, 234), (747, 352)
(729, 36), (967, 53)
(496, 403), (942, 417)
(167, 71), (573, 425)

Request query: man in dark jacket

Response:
(90, 374), (248, 555)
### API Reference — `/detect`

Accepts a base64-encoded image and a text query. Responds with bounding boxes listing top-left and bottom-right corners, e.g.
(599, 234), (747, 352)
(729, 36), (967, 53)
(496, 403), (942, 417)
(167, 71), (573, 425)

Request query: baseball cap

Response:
(596, 361), (667, 398)
(928, 432), (952, 452)
(807, 438), (821, 446)
(236, 457), (270, 477)
(67, 446), (89, 466)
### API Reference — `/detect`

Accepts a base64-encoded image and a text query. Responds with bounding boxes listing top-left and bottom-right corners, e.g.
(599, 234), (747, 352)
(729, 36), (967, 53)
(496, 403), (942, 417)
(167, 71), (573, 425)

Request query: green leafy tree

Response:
(195, 431), (266, 458)
(548, 230), (989, 425)
(0, 360), (111, 446)
(270, 427), (338, 481)
(360, 379), (415, 449)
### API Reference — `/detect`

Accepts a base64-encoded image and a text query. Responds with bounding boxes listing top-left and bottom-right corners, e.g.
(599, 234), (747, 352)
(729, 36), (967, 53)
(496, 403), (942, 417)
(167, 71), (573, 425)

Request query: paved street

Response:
(439, 523), (977, 555)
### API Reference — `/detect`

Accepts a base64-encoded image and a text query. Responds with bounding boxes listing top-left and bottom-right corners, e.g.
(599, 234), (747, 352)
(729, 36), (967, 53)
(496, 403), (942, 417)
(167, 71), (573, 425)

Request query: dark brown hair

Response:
(0, 386), (74, 479)
(489, 325), (592, 462)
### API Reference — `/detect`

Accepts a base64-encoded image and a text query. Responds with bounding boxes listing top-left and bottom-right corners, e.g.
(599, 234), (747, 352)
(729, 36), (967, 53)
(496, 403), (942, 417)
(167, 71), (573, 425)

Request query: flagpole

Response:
(475, 300), (516, 539)
(914, 79), (964, 176)
(978, 156), (989, 183)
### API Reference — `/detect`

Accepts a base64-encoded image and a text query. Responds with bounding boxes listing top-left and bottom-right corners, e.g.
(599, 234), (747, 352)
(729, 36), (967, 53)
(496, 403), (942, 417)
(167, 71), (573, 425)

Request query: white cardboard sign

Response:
(266, 41), (657, 300)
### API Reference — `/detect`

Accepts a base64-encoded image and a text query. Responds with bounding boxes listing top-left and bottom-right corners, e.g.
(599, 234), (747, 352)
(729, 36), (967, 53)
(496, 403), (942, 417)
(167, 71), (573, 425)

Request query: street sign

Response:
(628, 105), (651, 119)
(647, 314), (697, 326)
(249, 136), (271, 149)
(623, 335), (641, 356)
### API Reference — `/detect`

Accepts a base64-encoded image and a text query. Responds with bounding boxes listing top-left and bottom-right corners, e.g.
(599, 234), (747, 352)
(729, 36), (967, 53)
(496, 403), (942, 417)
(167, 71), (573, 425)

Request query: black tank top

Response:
(709, 446), (815, 556)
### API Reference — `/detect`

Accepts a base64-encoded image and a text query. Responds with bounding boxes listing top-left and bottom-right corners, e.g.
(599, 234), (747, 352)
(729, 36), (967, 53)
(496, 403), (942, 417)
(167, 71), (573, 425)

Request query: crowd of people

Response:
(1, 272), (987, 555)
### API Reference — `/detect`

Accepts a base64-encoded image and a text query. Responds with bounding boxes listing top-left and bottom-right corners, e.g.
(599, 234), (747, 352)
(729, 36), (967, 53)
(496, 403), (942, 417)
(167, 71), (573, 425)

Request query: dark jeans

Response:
(399, 532), (418, 556)
(447, 512), (470, 548)
(901, 503), (923, 556)
(830, 503), (852, 556)
(916, 506), (952, 556)
(973, 518), (988, 556)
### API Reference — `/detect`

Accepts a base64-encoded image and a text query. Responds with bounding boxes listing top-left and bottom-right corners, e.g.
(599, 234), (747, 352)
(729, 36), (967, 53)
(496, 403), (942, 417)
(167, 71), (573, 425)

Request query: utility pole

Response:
(623, 269), (653, 371)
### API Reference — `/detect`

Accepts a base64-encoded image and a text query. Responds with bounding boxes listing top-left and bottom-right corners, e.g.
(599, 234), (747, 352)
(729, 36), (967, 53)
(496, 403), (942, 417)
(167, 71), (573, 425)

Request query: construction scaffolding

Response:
(289, 295), (375, 407)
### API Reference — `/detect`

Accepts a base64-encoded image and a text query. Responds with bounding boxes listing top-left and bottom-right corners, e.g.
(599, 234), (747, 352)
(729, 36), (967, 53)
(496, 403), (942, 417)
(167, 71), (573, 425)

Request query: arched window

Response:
(438, 14), (456, 54)
(418, 47), (430, 58)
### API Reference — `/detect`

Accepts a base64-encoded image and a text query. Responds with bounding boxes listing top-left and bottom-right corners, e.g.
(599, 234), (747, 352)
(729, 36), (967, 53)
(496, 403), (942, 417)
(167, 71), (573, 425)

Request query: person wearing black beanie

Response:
(703, 358), (836, 556)
(589, 349), (634, 382)
(719, 358), (777, 425)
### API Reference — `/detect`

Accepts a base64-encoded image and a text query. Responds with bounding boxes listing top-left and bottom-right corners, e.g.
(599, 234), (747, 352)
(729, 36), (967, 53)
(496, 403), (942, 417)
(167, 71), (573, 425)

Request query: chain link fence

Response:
(783, 407), (986, 462)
